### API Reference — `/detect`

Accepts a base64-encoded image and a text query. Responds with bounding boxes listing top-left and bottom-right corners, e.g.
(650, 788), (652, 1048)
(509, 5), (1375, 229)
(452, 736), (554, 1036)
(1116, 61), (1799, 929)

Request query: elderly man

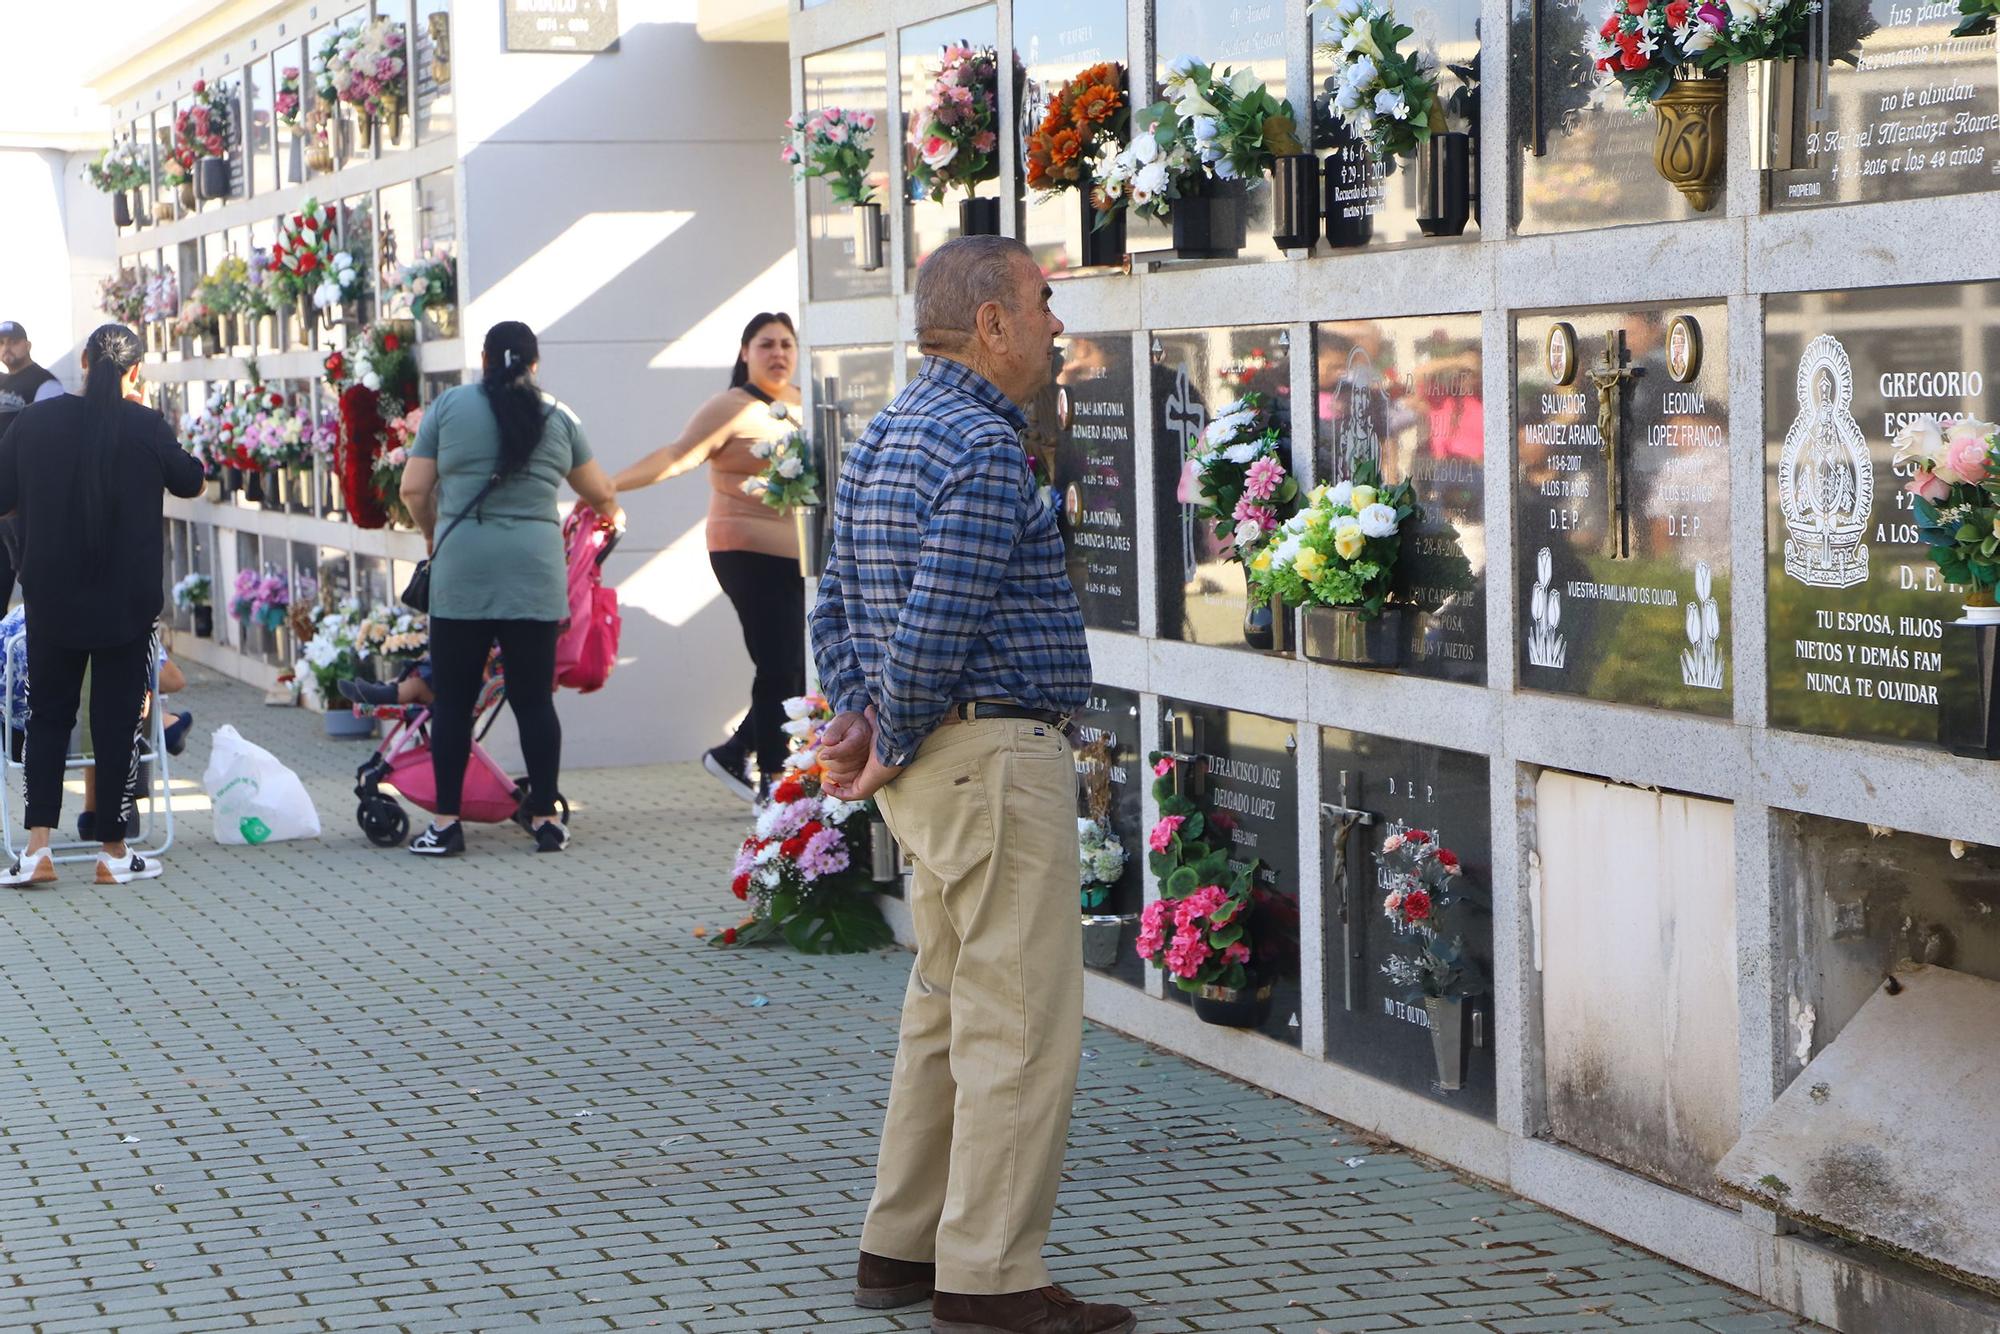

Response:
(809, 235), (1132, 1334)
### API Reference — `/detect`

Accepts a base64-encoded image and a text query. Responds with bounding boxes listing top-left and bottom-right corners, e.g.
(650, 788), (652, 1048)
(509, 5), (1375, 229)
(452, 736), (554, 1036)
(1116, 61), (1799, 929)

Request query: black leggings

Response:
(428, 617), (561, 823)
(709, 550), (804, 777)
(25, 626), (151, 835)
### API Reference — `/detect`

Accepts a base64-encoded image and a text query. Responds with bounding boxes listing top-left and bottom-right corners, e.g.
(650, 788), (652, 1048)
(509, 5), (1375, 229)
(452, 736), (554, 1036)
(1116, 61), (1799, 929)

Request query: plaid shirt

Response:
(810, 357), (1090, 767)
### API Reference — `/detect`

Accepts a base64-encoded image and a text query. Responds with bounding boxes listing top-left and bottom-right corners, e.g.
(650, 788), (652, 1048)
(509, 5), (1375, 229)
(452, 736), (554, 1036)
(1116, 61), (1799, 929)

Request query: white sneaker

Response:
(1, 847), (57, 889)
(96, 850), (163, 885)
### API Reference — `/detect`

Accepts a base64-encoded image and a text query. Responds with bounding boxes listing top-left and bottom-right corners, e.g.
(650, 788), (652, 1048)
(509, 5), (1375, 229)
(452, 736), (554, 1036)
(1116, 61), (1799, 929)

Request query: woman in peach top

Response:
(614, 313), (803, 801)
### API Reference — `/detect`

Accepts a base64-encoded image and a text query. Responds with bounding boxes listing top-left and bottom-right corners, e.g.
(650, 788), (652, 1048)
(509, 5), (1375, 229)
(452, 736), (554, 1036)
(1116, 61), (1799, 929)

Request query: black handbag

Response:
(400, 472), (501, 613)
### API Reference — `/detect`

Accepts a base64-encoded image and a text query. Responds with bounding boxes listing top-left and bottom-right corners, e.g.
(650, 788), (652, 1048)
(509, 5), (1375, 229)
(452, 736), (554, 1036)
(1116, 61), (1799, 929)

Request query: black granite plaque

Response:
(1030, 334), (1140, 631)
(1153, 325), (1294, 647)
(1764, 283), (2000, 746)
(1146, 0), (1288, 260)
(1320, 729), (1494, 1116)
(1514, 304), (1732, 715)
(1074, 685), (1146, 986)
(1767, 1), (2000, 210)
(901, 8), (1000, 277)
(1160, 699), (1303, 1047)
(1310, 0), (1482, 246)
(803, 42), (892, 303)
(812, 345), (896, 498)
(1015, 0), (1127, 275)
(1315, 315), (1486, 682)
(1508, 0), (1704, 233)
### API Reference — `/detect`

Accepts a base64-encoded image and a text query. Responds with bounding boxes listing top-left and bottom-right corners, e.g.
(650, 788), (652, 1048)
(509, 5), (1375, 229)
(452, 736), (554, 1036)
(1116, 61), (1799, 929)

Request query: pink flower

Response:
(1152, 756), (1174, 778)
(1944, 426), (1992, 486)
(1232, 497), (1277, 532)
(1382, 833), (1405, 853)
(1185, 885), (1228, 918)
(1908, 468), (1951, 502)
(857, 111), (877, 131)
(1166, 935), (1212, 979)
(972, 130), (997, 153)
(824, 121), (850, 145)
(780, 144), (800, 163)
(1222, 942), (1250, 965)
(1147, 815), (1185, 853)
(1243, 455), (1285, 501)
(795, 826), (851, 881)
(1140, 899), (1167, 931)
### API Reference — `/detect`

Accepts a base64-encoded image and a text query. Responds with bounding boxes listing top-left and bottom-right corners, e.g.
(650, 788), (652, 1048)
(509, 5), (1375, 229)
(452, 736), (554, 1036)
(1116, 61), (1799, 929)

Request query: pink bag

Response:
(556, 503), (621, 693)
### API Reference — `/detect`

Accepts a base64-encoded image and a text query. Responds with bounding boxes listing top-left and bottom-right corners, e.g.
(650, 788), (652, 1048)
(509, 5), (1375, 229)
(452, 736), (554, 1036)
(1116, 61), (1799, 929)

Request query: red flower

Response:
(731, 872), (750, 900)
(1599, 14), (1622, 37)
(382, 333), (400, 352)
(772, 776), (805, 805)
(1404, 829), (1429, 845)
(1436, 849), (1460, 872)
(779, 819), (826, 861)
(1402, 888), (1433, 922)
(292, 213), (304, 228)
(1616, 32), (1647, 67)
(721, 927), (738, 944)
(269, 393), (285, 408)
(192, 80), (206, 94)
(1665, 0), (1690, 24)
(1625, 0), (1647, 11)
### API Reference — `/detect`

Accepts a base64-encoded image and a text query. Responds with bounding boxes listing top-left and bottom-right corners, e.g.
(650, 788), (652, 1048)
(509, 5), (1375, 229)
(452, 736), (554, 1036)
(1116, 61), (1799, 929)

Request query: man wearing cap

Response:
(0, 323), (63, 610)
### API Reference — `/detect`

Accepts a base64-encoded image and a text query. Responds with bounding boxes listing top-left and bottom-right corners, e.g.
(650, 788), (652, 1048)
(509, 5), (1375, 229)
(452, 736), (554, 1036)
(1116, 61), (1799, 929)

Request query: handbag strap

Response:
(430, 471), (502, 559)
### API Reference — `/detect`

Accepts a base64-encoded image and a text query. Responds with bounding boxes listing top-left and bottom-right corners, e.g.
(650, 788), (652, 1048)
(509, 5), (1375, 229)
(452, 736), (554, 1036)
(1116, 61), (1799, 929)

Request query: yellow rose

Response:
(1333, 521), (1365, 560)
(1251, 548), (1273, 572)
(1349, 485), (1378, 511)
(1292, 547), (1327, 583)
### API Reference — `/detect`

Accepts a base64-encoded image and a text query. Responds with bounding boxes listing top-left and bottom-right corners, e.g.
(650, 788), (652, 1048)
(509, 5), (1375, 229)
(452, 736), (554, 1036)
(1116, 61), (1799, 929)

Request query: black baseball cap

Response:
(0, 322), (24, 340)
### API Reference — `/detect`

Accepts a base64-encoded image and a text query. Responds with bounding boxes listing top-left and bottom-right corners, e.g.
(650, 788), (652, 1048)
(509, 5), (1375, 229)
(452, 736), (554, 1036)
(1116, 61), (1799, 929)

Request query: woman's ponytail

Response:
(481, 320), (551, 477)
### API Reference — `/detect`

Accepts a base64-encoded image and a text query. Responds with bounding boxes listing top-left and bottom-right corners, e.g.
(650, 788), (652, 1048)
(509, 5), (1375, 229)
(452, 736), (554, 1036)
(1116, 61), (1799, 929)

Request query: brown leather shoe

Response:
(931, 1285), (1136, 1333)
(854, 1250), (936, 1309)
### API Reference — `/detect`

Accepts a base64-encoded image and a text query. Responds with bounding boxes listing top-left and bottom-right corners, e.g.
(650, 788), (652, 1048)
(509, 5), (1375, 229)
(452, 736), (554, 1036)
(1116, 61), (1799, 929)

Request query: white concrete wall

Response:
(454, 0), (798, 769)
(0, 147), (116, 391)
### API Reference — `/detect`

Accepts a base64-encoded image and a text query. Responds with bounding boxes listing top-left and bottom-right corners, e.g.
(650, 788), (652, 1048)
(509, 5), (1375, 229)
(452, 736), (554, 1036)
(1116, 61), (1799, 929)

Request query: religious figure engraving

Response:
(1586, 332), (1635, 558)
(1779, 334), (1872, 589)
(1333, 346), (1384, 476)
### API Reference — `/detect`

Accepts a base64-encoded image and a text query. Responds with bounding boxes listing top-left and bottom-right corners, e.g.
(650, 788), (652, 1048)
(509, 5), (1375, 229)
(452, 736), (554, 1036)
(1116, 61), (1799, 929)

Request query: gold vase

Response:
(306, 138), (334, 173)
(357, 113), (373, 150)
(1651, 75), (1727, 212)
(177, 180), (195, 211)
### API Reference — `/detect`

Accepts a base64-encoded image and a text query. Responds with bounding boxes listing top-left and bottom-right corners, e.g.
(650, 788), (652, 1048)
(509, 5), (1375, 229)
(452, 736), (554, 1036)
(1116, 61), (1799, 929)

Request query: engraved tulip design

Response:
(1527, 545), (1567, 670)
(1679, 560), (1724, 690)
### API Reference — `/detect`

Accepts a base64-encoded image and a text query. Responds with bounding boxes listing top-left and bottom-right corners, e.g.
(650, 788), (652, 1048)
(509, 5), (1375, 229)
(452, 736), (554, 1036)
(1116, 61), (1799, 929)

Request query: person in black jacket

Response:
(0, 323), (204, 887)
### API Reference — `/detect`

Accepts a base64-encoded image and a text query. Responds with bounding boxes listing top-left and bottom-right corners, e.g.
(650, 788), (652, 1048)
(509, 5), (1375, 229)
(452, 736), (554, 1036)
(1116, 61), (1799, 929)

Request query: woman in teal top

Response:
(400, 321), (622, 856)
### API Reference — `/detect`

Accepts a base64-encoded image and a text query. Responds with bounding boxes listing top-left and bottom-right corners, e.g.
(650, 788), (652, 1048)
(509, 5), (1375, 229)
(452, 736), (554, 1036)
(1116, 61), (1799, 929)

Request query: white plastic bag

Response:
(201, 724), (322, 845)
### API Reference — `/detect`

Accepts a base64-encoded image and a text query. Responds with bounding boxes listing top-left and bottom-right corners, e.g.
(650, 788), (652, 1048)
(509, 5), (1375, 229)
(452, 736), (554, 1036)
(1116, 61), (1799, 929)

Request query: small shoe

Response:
(930, 1285), (1136, 1334)
(409, 822), (465, 856)
(1, 847), (57, 889)
(163, 710), (193, 756)
(855, 1251), (935, 1310)
(532, 820), (570, 853)
(702, 745), (755, 803)
(338, 679), (401, 707)
(95, 850), (163, 885)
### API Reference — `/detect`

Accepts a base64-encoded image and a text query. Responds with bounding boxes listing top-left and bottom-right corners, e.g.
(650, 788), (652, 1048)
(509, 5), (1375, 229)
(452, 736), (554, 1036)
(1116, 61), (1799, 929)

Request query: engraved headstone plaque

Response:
(901, 8), (1000, 277)
(1315, 315), (1486, 682)
(1153, 325), (1293, 646)
(1161, 699), (1303, 1047)
(1764, 282), (2000, 745)
(811, 344), (896, 470)
(1514, 304), (1733, 714)
(1074, 685), (1146, 986)
(1311, 0), (1482, 246)
(1028, 334), (1141, 631)
(1321, 730), (1494, 1116)
(803, 41), (891, 302)
(1766, 0), (2000, 209)
(1015, 0), (1128, 274)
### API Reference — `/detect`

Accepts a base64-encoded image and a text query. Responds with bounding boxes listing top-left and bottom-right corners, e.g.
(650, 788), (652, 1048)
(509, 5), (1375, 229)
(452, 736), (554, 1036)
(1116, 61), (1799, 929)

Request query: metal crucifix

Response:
(1320, 770), (1376, 1013)
(1586, 331), (1636, 559)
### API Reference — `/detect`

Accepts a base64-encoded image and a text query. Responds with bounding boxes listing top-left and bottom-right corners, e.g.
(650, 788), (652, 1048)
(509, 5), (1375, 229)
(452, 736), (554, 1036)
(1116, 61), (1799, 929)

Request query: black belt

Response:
(947, 701), (1070, 730)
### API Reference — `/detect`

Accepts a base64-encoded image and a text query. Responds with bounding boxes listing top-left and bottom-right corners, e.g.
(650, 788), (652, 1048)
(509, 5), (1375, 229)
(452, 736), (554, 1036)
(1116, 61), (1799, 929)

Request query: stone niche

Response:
(1320, 730), (1495, 1117)
(1514, 303), (1732, 715)
(801, 40), (890, 302)
(1014, 0), (1127, 275)
(1073, 684), (1146, 987)
(1160, 698), (1303, 1047)
(1765, 281), (2000, 748)
(1026, 332), (1140, 632)
(1317, 314), (1487, 683)
(1537, 771), (1740, 1203)
(1153, 325), (1295, 648)
(900, 6), (1000, 277)
(809, 343), (894, 463)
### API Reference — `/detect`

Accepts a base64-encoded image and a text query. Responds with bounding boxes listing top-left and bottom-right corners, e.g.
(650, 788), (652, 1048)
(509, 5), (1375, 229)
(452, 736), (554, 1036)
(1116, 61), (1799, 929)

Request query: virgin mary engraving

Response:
(1779, 334), (1872, 589)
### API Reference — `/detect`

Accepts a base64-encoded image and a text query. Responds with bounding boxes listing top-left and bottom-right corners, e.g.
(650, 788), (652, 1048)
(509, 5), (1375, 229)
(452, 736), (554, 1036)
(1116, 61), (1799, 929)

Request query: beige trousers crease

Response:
(860, 716), (1084, 1295)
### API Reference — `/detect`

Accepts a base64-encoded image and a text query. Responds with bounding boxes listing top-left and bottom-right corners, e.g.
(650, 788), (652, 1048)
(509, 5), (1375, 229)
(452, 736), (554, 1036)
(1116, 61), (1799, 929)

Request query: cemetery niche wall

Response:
(1073, 685), (1146, 987)
(802, 41), (891, 300)
(1028, 333), (1140, 631)
(1014, 0), (1127, 274)
(1515, 303), (1733, 715)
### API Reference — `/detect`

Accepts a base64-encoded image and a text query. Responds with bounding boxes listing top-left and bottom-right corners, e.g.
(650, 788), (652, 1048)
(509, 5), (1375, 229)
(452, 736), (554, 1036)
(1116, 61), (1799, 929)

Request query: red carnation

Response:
(1404, 829), (1429, 845)
(192, 80), (206, 94)
(382, 333), (400, 352)
(772, 776), (805, 804)
(1436, 849), (1460, 872)
(269, 393), (285, 408)
(721, 927), (738, 944)
(1402, 888), (1433, 922)
(731, 872), (750, 899)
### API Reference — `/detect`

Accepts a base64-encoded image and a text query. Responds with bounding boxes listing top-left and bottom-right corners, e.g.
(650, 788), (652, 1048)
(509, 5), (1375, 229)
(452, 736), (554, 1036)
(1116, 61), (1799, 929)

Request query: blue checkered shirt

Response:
(809, 357), (1090, 767)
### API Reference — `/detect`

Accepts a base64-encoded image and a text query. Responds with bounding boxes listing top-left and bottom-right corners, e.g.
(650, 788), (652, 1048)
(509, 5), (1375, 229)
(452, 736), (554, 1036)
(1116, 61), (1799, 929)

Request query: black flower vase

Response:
(196, 156), (231, 202)
(223, 466), (243, 497)
(1077, 181), (1125, 269)
(1322, 129), (1375, 249)
(1270, 154), (1320, 251)
(112, 191), (133, 228)
(243, 469), (265, 504)
(958, 195), (1001, 237)
(1170, 180), (1248, 259)
(1416, 132), (1472, 238)
(193, 605), (214, 639)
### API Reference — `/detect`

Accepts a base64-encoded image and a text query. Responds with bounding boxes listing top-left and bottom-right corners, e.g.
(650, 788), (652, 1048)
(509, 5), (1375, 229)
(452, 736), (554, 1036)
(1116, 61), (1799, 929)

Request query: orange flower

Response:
(1049, 126), (1083, 165)
(1072, 82), (1123, 129)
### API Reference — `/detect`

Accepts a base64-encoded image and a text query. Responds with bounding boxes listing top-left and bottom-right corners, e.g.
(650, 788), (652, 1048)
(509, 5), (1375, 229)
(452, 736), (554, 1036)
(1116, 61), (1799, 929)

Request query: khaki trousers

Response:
(862, 716), (1083, 1295)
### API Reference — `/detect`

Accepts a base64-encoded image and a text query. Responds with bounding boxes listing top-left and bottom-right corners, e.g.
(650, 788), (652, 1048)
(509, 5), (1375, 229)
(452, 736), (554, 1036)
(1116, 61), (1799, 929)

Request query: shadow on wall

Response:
(455, 17), (796, 769)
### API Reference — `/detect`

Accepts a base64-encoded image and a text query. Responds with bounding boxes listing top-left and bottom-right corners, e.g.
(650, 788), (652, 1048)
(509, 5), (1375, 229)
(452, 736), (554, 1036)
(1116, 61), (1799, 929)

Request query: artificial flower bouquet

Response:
(1025, 62), (1128, 203)
(170, 297), (217, 347)
(1188, 391), (1298, 572)
(1312, 0), (1446, 161)
(395, 249), (456, 321)
(372, 405), (425, 525)
(1078, 818), (1128, 912)
(98, 269), (146, 325)
(906, 44), (1002, 202)
(230, 566), (292, 633)
(356, 604), (428, 670)
(85, 141), (148, 194)
(1248, 460), (1421, 619)
(1096, 58), (1301, 225)
(1137, 751), (1261, 991)
(270, 199), (361, 313)
(200, 255), (252, 318)
(743, 428), (820, 510)
(173, 79), (232, 168)
(1893, 416), (2000, 606)
(323, 17), (408, 122)
(719, 694), (894, 954)
(143, 269), (179, 324)
(296, 599), (368, 704)
(171, 572), (212, 610)
(328, 325), (416, 405)
(276, 66), (303, 129)
(1587, 0), (1815, 108)
(1376, 823), (1479, 1001)
(781, 107), (879, 205)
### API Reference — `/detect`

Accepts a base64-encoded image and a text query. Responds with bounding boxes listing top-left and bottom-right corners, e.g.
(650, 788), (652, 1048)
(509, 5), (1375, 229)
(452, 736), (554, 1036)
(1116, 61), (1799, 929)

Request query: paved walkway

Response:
(0, 668), (1826, 1333)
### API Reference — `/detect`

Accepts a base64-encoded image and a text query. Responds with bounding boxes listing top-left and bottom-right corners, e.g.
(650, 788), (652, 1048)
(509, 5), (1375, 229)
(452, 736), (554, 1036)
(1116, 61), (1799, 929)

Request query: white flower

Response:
(739, 477), (763, 495)
(749, 439), (775, 459)
(1358, 502), (1399, 538)
(1325, 480), (1355, 510)
(1348, 54), (1379, 89)
(1726, 0), (1762, 20)
(361, 371), (381, 391)
(1191, 115), (1219, 142)
(1091, 847), (1126, 882)
(312, 280), (343, 309)
(920, 136), (958, 171)
(1282, 512), (1309, 536)
(1222, 441), (1261, 465)
(1226, 66), (1260, 98)
(1132, 160), (1171, 200)
(777, 455), (804, 479)
(1273, 534), (1303, 566)
(768, 402), (791, 422)
(821, 796), (866, 826)
(1233, 518), (1263, 547)
(1682, 23), (1717, 50)
(1203, 412), (1253, 446)
(782, 696), (817, 719)
(780, 714), (815, 735)
(1374, 89), (1410, 120)
(1213, 158), (1240, 181)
